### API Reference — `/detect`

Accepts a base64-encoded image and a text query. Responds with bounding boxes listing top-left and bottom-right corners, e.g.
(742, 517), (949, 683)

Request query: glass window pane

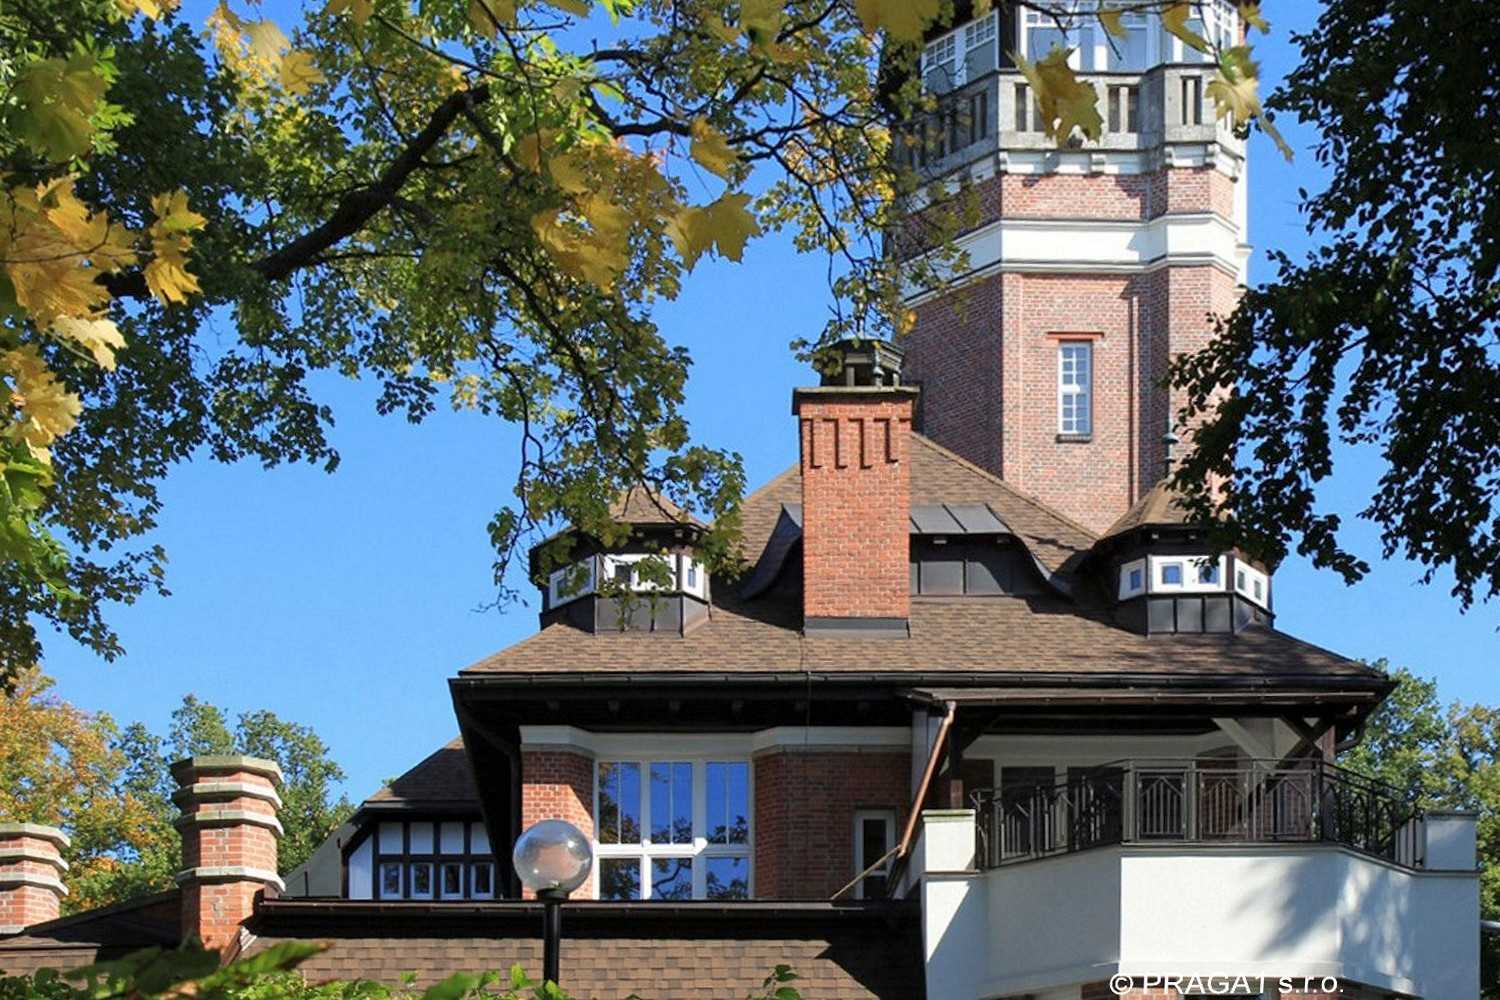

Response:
(442, 862), (462, 895)
(1162, 563), (1183, 585)
(410, 862), (433, 897)
(861, 817), (889, 864)
(651, 858), (693, 900)
(705, 857), (749, 900)
(1028, 27), (1068, 60)
(471, 862), (493, 897)
(707, 762), (750, 845)
(380, 862), (402, 897)
(599, 762), (642, 844)
(650, 762), (693, 845)
(599, 858), (641, 901)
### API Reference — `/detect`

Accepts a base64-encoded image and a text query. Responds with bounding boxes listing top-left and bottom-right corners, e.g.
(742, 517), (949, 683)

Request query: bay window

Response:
(595, 758), (751, 900)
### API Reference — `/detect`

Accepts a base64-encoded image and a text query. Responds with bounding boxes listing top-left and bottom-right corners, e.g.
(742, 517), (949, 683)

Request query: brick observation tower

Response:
(897, 0), (1247, 533)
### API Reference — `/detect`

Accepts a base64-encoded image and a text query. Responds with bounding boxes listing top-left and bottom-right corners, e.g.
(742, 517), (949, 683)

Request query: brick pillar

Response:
(0, 823), (68, 933)
(793, 385), (917, 629)
(519, 749), (594, 898)
(171, 755), (283, 953)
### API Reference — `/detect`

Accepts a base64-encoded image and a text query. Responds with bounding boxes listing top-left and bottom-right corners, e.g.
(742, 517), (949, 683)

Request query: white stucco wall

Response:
(918, 811), (1479, 1000)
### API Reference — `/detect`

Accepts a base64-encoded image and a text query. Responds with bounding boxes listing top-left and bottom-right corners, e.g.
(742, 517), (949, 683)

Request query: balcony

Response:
(971, 758), (1422, 869)
(910, 760), (1479, 1000)
(897, 65), (1243, 178)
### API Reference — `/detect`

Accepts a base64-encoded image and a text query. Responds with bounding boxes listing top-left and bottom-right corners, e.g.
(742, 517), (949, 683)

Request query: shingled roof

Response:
(365, 738), (478, 809)
(1102, 476), (1195, 538)
(463, 431), (1379, 686)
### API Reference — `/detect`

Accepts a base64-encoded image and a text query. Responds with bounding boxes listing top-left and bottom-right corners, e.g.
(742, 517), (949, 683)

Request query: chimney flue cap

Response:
(814, 338), (906, 388)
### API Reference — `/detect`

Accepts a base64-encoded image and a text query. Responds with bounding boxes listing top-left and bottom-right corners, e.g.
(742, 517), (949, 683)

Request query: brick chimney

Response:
(793, 340), (917, 636)
(0, 823), (68, 933)
(171, 755), (283, 953)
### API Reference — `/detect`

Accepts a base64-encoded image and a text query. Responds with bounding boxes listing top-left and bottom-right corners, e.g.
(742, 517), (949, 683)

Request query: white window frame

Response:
(1057, 340), (1093, 437)
(592, 756), (753, 901)
(1150, 554), (1227, 594)
(1234, 562), (1270, 608)
(548, 557), (596, 606)
(852, 810), (897, 901)
(1118, 558), (1146, 599)
(921, 10), (999, 92)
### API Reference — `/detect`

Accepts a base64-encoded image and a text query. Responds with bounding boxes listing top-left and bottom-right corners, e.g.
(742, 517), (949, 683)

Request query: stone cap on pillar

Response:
(169, 754), (284, 788)
(0, 821), (71, 922)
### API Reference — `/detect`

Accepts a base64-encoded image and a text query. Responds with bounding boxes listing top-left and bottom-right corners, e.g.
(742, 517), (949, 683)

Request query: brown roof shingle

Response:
(366, 738), (477, 807)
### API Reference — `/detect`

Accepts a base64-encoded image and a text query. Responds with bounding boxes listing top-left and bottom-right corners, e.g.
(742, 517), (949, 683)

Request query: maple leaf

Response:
(12, 54), (110, 162)
(1237, 2), (1269, 34)
(668, 192), (759, 269)
(547, 0), (589, 14)
(546, 150), (592, 193)
(689, 119), (739, 181)
(1014, 48), (1103, 143)
(466, 0), (514, 35)
(50, 317), (127, 370)
(1096, 6), (1127, 40)
(277, 51), (326, 95)
(325, 0), (375, 25)
(4, 346), (82, 461)
(1162, 2), (1211, 55)
(144, 190), (206, 304)
(1207, 46), (1292, 162)
(739, 0), (782, 49)
(245, 18), (290, 69)
(853, 0), (940, 43)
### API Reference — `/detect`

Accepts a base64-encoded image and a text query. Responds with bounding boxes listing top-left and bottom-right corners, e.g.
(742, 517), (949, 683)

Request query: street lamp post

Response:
(512, 819), (592, 988)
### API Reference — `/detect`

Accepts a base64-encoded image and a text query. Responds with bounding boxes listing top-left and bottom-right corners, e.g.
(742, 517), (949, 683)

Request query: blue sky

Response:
(39, 3), (1497, 801)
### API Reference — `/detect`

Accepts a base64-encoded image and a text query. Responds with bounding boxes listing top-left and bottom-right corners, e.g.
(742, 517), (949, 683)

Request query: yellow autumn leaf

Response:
(278, 50), (326, 95)
(4, 346), (82, 460)
(1096, 6), (1127, 40)
(547, 0), (588, 14)
(853, 0), (940, 43)
(245, 18), (290, 68)
(546, 151), (591, 193)
(1237, 2), (1269, 33)
(325, 0), (374, 23)
(149, 190), (207, 235)
(739, 0), (782, 49)
(531, 206), (630, 289)
(116, 0), (178, 18)
(1162, 2), (1211, 54)
(689, 118), (739, 181)
(467, 0), (515, 35)
(513, 129), (559, 172)
(667, 192), (760, 269)
(49, 317), (126, 370)
(144, 240), (201, 304)
(1207, 46), (1292, 161)
(1014, 47), (1103, 143)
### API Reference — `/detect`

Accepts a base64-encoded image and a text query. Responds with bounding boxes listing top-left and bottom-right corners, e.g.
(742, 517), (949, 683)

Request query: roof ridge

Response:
(909, 434), (1100, 542)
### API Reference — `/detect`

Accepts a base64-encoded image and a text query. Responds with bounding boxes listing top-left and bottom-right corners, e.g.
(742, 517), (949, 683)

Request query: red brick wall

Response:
(519, 749), (595, 899)
(0, 831), (64, 930)
(753, 750), (912, 899)
(796, 393), (913, 620)
(903, 165), (1243, 533)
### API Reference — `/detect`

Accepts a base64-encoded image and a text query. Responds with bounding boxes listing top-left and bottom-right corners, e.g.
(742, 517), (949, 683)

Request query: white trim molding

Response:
(518, 726), (911, 757)
(904, 211), (1248, 304)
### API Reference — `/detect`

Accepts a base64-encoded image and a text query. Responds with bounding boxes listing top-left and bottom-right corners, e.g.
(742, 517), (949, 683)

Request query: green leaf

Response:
(423, 971), (482, 1000)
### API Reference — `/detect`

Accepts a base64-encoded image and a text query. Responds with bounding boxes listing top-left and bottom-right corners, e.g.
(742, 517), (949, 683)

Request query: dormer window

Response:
(1195, 559), (1220, 586)
(921, 10), (999, 93)
(1160, 562), (1183, 586)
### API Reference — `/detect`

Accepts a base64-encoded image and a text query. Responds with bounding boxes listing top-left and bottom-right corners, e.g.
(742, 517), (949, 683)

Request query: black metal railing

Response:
(972, 758), (1423, 870)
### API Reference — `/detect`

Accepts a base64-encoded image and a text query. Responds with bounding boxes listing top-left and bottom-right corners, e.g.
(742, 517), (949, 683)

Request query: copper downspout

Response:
(828, 700), (957, 901)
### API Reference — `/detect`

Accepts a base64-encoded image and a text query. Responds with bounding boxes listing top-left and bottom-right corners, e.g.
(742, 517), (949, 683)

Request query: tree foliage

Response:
(0, 670), (351, 912)
(0, 0), (1278, 681)
(1170, 0), (1500, 608)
